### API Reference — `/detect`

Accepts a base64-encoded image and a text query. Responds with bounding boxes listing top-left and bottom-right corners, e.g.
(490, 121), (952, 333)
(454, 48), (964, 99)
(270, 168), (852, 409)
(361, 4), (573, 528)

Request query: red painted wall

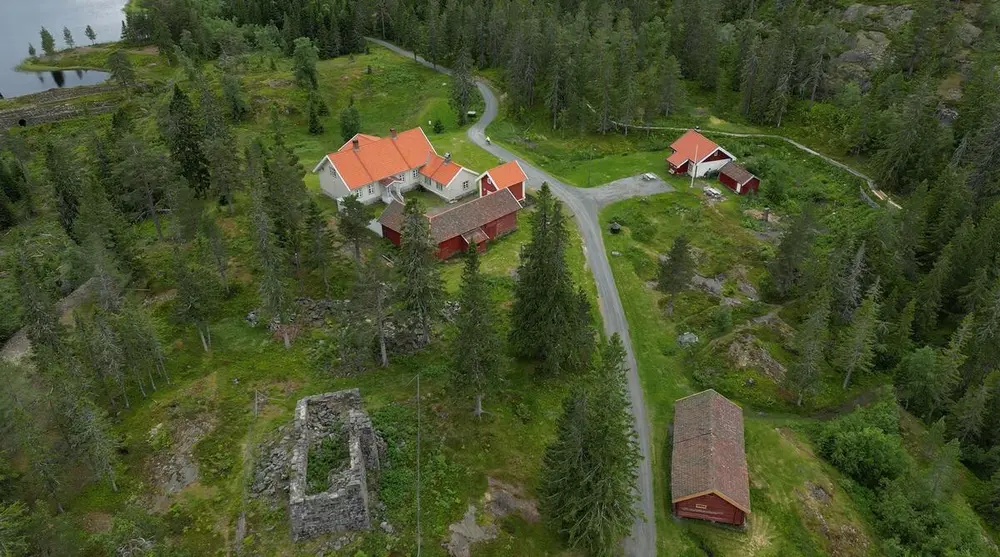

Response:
(670, 160), (689, 174)
(510, 182), (524, 201)
(436, 235), (466, 260)
(745, 177), (760, 194)
(383, 226), (401, 246)
(673, 493), (745, 526)
(480, 175), (496, 197)
(719, 173), (739, 193)
(702, 149), (732, 163)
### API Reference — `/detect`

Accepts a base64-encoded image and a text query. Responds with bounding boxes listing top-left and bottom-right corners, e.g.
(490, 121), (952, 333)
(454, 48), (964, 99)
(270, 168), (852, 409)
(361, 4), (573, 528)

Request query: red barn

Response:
(718, 162), (760, 195)
(666, 130), (735, 178)
(378, 188), (522, 260)
(478, 160), (528, 202)
(671, 389), (751, 527)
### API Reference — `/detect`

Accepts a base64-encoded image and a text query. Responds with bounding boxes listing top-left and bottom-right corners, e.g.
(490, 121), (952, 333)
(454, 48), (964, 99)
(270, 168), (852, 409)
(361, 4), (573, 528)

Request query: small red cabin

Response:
(671, 389), (751, 526)
(718, 162), (760, 195)
(666, 130), (735, 178)
(378, 188), (522, 259)
(478, 160), (527, 202)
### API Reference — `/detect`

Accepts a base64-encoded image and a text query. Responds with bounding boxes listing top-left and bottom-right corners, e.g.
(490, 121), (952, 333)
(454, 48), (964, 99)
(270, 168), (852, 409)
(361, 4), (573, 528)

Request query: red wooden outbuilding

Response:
(671, 389), (751, 526)
(378, 188), (522, 260)
(478, 160), (527, 202)
(718, 162), (760, 195)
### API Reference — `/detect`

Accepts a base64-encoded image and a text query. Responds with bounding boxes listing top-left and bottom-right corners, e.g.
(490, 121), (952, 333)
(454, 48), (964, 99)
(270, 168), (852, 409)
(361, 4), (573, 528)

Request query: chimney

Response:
(352, 138), (360, 150)
(444, 152), (451, 164)
(763, 207), (770, 223)
(390, 127), (397, 139)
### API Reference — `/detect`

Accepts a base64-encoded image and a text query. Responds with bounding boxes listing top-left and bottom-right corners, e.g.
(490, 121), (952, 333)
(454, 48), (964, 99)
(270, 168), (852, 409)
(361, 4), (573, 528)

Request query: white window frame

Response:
(367, 184), (374, 196)
(412, 169), (419, 178)
(462, 180), (469, 190)
(329, 166), (337, 177)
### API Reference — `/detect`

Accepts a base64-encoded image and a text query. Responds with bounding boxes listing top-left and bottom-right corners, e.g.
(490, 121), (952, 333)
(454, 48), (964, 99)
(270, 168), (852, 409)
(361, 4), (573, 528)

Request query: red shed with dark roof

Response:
(378, 188), (522, 259)
(671, 389), (750, 526)
(719, 162), (760, 195)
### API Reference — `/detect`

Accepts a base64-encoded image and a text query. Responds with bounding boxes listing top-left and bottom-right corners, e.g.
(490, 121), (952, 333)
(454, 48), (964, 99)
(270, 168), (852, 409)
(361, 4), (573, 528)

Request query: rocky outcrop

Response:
(841, 4), (913, 30)
(289, 389), (386, 541)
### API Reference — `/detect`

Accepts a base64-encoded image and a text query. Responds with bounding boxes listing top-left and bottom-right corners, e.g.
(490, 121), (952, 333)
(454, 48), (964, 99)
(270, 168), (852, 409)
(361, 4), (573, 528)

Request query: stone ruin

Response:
(289, 389), (386, 541)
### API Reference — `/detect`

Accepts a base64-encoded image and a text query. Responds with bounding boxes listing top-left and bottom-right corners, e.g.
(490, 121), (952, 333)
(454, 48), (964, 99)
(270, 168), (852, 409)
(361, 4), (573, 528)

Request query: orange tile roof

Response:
(667, 130), (721, 168)
(338, 133), (381, 151)
(324, 128), (436, 190)
(419, 154), (464, 185)
(483, 160), (527, 191)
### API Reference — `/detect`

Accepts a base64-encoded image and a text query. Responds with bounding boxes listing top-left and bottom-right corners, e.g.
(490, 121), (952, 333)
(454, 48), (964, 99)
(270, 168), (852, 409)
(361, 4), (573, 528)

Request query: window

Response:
(462, 180), (470, 190)
(367, 184), (374, 196)
(329, 166), (337, 178)
(412, 169), (419, 178)
(436, 182), (443, 191)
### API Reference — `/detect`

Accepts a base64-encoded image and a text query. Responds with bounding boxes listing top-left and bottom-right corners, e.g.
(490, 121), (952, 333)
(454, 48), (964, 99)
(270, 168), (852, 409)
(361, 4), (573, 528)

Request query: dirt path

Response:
(1, 278), (95, 364)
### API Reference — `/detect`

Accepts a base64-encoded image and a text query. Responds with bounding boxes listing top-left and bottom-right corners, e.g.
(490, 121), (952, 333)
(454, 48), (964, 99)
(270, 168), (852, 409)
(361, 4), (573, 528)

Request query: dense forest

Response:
(3, 0), (1000, 554)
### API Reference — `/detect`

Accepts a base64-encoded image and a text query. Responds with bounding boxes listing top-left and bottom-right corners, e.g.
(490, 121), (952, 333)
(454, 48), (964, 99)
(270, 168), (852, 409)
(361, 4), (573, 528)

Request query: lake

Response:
(0, 0), (126, 99)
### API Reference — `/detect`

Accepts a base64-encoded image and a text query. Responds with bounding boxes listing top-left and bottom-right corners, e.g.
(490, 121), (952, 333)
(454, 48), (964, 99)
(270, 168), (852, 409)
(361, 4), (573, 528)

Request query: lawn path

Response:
(366, 37), (658, 556)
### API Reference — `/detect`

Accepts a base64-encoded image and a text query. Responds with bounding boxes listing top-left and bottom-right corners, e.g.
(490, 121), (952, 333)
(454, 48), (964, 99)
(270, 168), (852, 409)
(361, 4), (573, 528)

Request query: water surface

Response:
(0, 0), (125, 99)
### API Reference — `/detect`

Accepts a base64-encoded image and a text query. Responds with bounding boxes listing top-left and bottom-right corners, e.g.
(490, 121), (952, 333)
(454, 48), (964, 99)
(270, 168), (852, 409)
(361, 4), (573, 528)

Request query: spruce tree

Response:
(835, 282), (882, 389)
(915, 242), (953, 337)
(173, 247), (218, 353)
(69, 398), (121, 491)
(265, 135), (309, 290)
(658, 54), (685, 117)
(786, 288), (830, 406)
(45, 141), (82, 241)
(340, 105), (361, 142)
(40, 27), (56, 55)
(510, 184), (593, 374)
(199, 217), (230, 293)
(28, 43), (36, 58)
(305, 200), (334, 295)
(657, 234), (695, 315)
(221, 72), (250, 122)
(768, 209), (815, 299)
(115, 136), (178, 240)
(338, 193), (372, 261)
(451, 46), (476, 125)
(396, 199), (443, 345)
(164, 84), (211, 197)
(85, 25), (97, 44)
(63, 27), (75, 49)
(539, 334), (639, 555)
(452, 247), (504, 417)
(249, 144), (292, 348)
(308, 91), (325, 134)
(949, 382), (988, 443)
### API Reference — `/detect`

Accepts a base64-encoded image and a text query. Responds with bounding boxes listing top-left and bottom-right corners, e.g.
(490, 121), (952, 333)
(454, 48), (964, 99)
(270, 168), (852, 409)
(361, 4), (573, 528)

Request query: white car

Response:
(642, 173), (657, 181)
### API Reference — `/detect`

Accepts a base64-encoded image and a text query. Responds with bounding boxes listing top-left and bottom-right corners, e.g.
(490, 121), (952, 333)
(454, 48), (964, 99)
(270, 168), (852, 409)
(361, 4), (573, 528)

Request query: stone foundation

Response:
(289, 389), (385, 541)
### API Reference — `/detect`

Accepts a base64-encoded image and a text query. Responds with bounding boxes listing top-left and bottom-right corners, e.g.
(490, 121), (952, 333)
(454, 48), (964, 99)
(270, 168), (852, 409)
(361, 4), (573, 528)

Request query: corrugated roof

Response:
(323, 128), (435, 190)
(720, 161), (756, 185)
(667, 130), (722, 168)
(379, 188), (521, 244)
(671, 389), (750, 514)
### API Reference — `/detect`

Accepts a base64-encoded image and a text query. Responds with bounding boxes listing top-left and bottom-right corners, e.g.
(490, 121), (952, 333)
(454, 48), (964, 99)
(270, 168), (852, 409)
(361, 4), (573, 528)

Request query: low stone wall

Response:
(0, 101), (118, 130)
(289, 389), (385, 541)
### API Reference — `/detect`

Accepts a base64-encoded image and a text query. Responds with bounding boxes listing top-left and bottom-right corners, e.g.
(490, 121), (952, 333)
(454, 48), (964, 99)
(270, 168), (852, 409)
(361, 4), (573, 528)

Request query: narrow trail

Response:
(366, 38), (658, 555)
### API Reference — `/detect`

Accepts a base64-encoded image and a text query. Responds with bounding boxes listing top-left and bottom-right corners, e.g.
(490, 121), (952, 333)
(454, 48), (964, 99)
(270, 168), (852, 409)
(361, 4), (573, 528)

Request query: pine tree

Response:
(69, 398), (120, 491)
(396, 199), (443, 345)
(164, 84), (211, 197)
(835, 282), (882, 389)
(85, 25), (97, 44)
(115, 136), (178, 240)
(28, 43), (36, 58)
(338, 193), (372, 261)
(786, 288), (830, 406)
(204, 134), (242, 214)
(539, 334), (639, 555)
(63, 27), (75, 49)
(452, 247), (504, 417)
(884, 297), (916, 366)
(658, 54), (685, 117)
(915, 242), (953, 337)
(339, 105), (361, 142)
(451, 46), (476, 125)
(13, 247), (62, 358)
(116, 301), (169, 388)
(657, 234), (695, 315)
(40, 27), (56, 55)
(265, 135), (309, 290)
(292, 37), (319, 89)
(355, 253), (394, 368)
(832, 241), (867, 322)
(199, 217), (230, 292)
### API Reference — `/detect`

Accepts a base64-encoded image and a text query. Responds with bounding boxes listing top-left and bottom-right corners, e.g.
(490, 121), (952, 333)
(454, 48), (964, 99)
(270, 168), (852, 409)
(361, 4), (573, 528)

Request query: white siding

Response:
(318, 160), (352, 201)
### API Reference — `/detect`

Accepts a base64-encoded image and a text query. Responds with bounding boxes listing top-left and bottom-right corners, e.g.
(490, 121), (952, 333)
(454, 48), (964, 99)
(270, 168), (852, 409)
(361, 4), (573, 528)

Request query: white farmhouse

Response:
(312, 127), (478, 205)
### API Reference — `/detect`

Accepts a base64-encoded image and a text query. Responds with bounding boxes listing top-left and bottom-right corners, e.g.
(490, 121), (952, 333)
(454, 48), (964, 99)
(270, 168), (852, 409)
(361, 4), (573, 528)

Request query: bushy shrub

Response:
(828, 427), (907, 488)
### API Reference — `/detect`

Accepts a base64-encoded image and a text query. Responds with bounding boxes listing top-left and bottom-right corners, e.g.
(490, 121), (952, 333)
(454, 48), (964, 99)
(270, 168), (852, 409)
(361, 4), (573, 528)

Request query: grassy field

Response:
(2, 44), (595, 556)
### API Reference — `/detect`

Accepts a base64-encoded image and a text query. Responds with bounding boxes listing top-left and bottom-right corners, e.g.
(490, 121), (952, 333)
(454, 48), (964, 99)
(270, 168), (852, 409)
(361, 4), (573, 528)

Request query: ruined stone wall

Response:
(289, 389), (385, 541)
